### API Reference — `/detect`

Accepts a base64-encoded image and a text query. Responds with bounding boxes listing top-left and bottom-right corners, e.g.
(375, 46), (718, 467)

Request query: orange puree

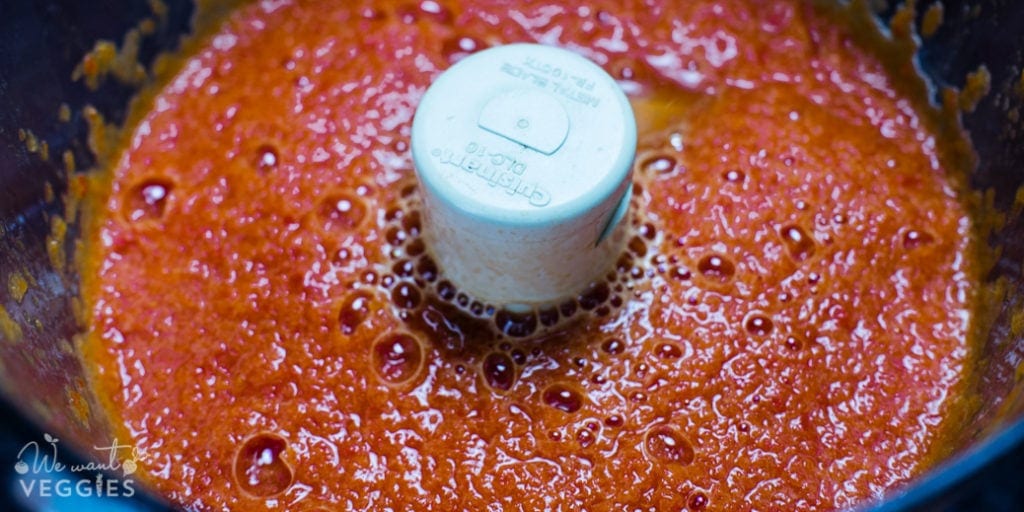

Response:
(82, 1), (977, 510)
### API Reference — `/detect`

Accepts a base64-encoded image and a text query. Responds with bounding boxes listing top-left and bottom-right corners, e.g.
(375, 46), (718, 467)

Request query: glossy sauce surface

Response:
(83, 1), (976, 510)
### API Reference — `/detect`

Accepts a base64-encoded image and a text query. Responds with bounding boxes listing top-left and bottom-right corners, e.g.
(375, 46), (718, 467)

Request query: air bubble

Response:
(629, 266), (644, 280)
(655, 342), (684, 359)
(697, 254), (735, 283)
(125, 179), (173, 223)
(635, 363), (649, 378)
(317, 193), (367, 232)
(371, 332), (424, 385)
(494, 310), (537, 338)
(402, 210), (422, 237)
(406, 238), (426, 256)
(724, 169), (745, 182)
(576, 429), (595, 447)
(335, 248), (353, 262)
(784, 335), (804, 351)
(542, 384), (584, 413)
(385, 226), (408, 246)
(359, 6), (385, 19)
(391, 282), (421, 309)
(483, 352), (516, 392)
(437, 281), (456, 301)
(577, 282), (610, 310)
(538, 307), (560, 327)
(233, 433), (293, 497)
(605, 415), (623, 427)
(638, 222), (657, 240)
(255, 144), (279, 173)
(779, 225), (816, 261)
(688, 492), (709, 510)
(640, 154), (676, 174)
(616, 64), (636, 81)
(672, 267), (692, 280)
(903, 229), (934, 249)
(398, 0), (453, 24)
(628, 236), (648, 257)
(442, 35), (485, 63)
(416, 257), (437, 282)
(384, 206), (404, 222)
(338, 291), (374, 335)
(670, 132), (684, 152)
(361, 270), (378, 285)
(744, 314), (774, 336)
(643, 425), (695, 466)
(511, 349), (527, 365)
(400, 183), (418, 198)
(559, 300), (578, 318)
(390, 139), (409, 153)
(393, 259), (415, 278)
(616, 254), (633, 273)
(602, 338), (624, 355)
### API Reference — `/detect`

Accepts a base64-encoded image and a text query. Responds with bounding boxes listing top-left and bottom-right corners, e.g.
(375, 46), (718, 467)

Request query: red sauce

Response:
(82, 1), (976, 510)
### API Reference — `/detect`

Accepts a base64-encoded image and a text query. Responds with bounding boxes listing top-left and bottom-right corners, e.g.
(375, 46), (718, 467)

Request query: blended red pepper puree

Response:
(81, 0), (978, 510)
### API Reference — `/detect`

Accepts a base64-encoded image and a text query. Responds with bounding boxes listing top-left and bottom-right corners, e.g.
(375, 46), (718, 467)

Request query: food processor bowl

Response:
(1, 0), (1022, 510)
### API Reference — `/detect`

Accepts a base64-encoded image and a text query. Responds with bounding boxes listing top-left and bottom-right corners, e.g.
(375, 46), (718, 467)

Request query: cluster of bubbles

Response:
(347, 0), (489, 66)
(374, 189), (642, 340)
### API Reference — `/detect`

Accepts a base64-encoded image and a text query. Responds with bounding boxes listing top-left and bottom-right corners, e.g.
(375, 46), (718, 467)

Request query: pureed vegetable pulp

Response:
(81, 0), (980, 510)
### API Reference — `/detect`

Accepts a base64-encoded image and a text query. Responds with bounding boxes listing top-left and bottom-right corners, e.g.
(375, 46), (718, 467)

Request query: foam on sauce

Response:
(79, 0), (984, 509)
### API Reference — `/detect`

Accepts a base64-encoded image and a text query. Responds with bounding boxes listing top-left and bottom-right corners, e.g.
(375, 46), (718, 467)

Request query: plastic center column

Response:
(411, 43), (637, 311)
